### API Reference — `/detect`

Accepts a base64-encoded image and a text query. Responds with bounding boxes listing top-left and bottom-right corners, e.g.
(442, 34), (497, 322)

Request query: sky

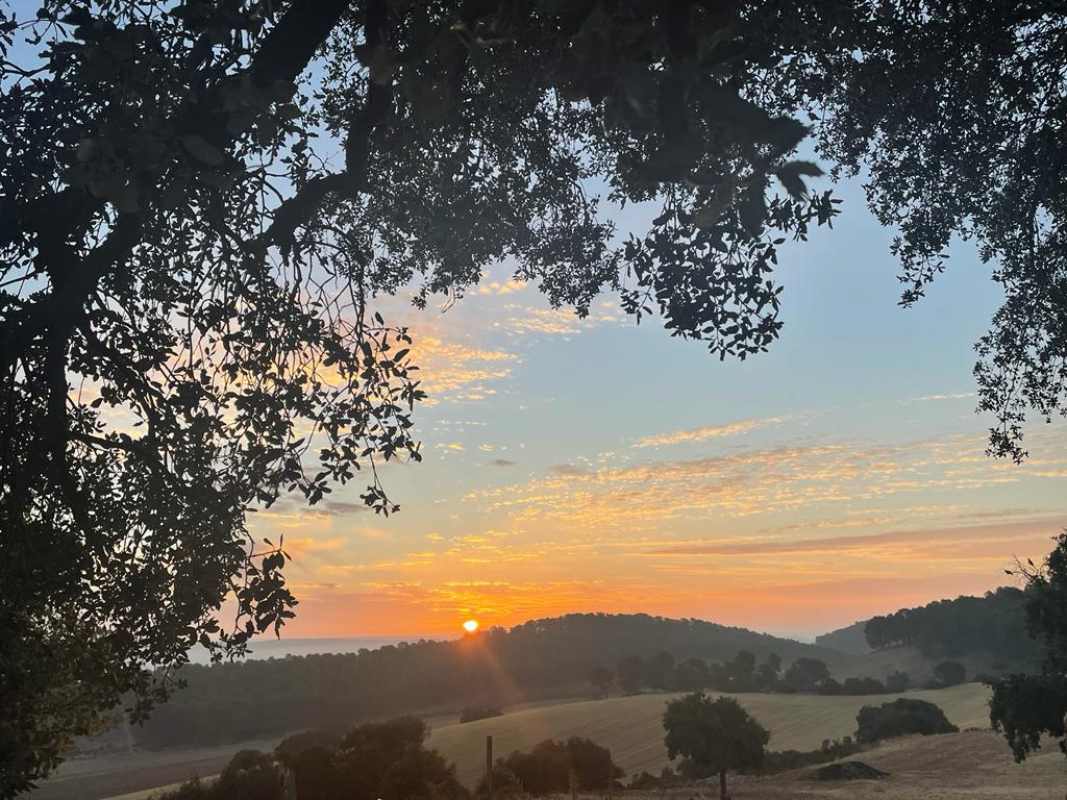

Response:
(247, 170), (1067, 642)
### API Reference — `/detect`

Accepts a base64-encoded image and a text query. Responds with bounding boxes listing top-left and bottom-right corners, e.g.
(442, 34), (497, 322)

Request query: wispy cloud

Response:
(907, 392), (977, 403)
(412, 335), (518, 405)
(634, 416), (786, 448)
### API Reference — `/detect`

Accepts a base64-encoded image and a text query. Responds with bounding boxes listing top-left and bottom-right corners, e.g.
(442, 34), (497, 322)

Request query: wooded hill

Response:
(817, 587), (1042, 667)
(132, 613), (849, 749)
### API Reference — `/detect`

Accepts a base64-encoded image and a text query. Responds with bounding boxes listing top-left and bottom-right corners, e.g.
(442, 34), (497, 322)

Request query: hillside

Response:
(715, 729), (1065, 800)
(129, 613), (854, 750)
(428, 683), (992, 786)
(814, 620), (871, 655)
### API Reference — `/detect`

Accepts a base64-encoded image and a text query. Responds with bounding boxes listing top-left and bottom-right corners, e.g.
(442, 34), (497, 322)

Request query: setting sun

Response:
(462, 619), (480, 633)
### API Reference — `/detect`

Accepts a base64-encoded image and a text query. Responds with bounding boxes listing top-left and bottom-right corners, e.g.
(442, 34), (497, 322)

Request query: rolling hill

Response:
(815, 620), (871, 656)
(427, 683), (993, 786)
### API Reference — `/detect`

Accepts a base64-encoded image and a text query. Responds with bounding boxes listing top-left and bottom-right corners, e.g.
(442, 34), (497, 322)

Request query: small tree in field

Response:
(663, 693), (769, 800)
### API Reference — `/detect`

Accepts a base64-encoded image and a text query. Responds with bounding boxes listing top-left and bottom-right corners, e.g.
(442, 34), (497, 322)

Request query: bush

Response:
(933, 660), (967, 687)
(460, 706), (503, 723)
(150, 778), (213, 799)
(335, 717), (467, 800)
(476, 764), (524, 798)
(841, 676), (886, 695)
(626, 767), (678, 790)
(856, 699), (959, 744)
(885, 670), (910, 692)
(488, 737), (622, 795)
(758, 737), (861, 774)
(152, 752), (285, 800)
(274, 729), (342, 766)
(215, 750), (284, 800)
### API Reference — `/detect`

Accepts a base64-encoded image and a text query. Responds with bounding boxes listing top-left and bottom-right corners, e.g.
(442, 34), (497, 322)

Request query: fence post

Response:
(485, 735), (494, 800)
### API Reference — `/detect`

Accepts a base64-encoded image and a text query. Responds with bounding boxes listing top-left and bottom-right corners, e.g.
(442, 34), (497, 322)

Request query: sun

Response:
(462, 619), (480, 633)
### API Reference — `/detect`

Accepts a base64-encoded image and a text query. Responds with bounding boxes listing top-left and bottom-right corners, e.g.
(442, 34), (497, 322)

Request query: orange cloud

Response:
(633, 416), (786, 448)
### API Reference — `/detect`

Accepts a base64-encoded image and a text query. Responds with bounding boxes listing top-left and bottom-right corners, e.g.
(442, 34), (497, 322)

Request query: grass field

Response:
(632, 730), (1065, 800)
(428, 684), (994, 786)
(34, 683), (1007, 800)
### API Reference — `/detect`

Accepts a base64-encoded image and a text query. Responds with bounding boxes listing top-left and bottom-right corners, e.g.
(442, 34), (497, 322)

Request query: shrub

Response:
(841, 676), (886, 695)
(491, 737), (622, 794)
(460, 706), (503, 723)
(885, 670), (910, 692)
(933, 660), (967, 687)
(150, 778), (213, 800)
(215, 750), (284, 800)
(817, 677), (841, 695)
(475, 764), (523, 798)
(334, 717), (467, 800)
(782, 658), (831, 692)
(856, 699), (959, 744)
(274, 729), (342, 766)
(626, 766), (678, 790)
(289, 746), (340, 800)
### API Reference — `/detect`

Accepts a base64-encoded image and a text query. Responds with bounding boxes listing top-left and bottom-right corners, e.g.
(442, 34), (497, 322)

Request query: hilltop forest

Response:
(817, 587), (1042, 668)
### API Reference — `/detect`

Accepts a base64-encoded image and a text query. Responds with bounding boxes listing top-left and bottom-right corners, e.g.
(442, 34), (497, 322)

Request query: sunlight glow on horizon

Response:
(463, 619), (480, 633)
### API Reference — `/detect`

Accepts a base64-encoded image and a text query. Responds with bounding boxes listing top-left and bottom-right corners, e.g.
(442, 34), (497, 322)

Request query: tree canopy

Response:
(663, 693), (769, 799)
(2, 1), (1066, 794)
(991, 532), (1067, 761)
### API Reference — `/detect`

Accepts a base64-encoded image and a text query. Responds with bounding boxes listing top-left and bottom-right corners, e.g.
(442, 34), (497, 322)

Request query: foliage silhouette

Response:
(3, 1), (1066, 791)
(855, 698), (958, 744)
(663, 693), (770, 800)
(991, 532), (1067, 761)
(478, 737), (622, 796)
(864, 587), (1039, 665)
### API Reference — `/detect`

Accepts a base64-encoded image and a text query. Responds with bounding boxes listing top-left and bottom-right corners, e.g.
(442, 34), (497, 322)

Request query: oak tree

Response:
(2, 1), (1065, 793)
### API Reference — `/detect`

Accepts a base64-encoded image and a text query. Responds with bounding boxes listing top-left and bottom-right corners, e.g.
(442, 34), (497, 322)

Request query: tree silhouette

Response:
(663, 693), (769, 800)
(617, 655), (644, 695)
(782, 657), (830, 693)
(588, 665), (614, 698)
(991, 532), (1067, 761)
(3, 2), (1066, 792)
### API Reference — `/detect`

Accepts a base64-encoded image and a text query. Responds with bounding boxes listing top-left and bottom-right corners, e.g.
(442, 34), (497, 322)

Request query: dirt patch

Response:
(812, 761), (888, 781)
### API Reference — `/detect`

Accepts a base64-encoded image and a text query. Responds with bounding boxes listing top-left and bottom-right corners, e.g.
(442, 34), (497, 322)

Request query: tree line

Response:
(864, 587), (1041, 666)
(590, 650), (971, 697)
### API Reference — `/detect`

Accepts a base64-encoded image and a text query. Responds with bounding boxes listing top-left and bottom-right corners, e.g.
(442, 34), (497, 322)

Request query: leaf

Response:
(181, 134), (224, 166)
(776, 160), (824, 199)
(692, 174), (738, 230)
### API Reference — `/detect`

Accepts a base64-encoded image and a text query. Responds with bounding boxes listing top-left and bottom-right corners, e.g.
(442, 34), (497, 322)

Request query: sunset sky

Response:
(253, 173), (1067, 641)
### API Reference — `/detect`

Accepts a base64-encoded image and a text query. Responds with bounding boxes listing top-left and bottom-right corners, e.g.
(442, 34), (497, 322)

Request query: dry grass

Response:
(74, 683), (1060, 800)
(428, 684), (993, 786)
(656, 730), (1066, 800)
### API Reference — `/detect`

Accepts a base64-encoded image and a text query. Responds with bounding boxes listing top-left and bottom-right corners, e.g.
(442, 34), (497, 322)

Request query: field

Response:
(428, 683), (993, 786)
(34, 683), (1061, 800)
(669, 730), (1065, 799)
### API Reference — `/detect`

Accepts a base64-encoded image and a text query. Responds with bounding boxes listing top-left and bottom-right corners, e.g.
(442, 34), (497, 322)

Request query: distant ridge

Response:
(815, 620), (872, 656)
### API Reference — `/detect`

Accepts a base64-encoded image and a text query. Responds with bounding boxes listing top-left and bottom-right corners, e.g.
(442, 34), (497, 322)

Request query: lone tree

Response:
(3, 1), (1067, 793)
(663, 693), (769, 800)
